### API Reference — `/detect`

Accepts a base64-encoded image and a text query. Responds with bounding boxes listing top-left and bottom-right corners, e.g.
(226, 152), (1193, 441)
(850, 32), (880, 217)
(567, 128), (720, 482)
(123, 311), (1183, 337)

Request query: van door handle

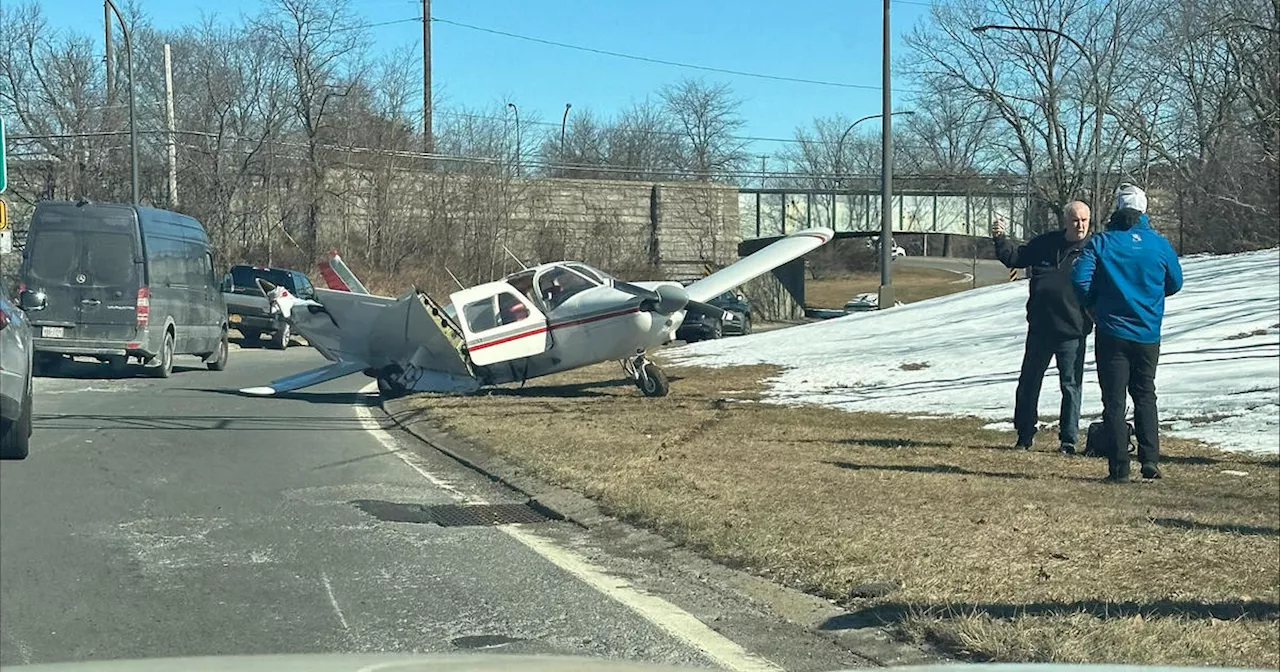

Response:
(81, 298), (101, 306)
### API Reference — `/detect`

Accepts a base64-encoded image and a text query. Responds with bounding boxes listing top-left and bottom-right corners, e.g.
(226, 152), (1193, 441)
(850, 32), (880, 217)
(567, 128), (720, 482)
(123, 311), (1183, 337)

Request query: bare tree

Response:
(253, 0), (367, 264)
(659, 77), (748, 181)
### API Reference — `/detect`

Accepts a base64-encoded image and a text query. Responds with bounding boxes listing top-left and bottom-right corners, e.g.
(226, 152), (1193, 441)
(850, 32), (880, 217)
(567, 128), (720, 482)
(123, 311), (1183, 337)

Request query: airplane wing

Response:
(684, 227), (834, 304)
(318, 250), (370, 294)
(241, 360), (369, 396)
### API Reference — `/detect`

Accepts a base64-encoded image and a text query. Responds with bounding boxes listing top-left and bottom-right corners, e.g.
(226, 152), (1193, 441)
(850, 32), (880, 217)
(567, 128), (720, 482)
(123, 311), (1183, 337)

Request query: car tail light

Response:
(0, 309), (9, 331)
(136, 286), (150, 328)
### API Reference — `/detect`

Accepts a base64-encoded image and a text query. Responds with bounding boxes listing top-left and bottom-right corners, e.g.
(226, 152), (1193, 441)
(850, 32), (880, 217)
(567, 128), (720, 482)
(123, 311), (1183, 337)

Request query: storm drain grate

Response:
(351, 500), (553, 527)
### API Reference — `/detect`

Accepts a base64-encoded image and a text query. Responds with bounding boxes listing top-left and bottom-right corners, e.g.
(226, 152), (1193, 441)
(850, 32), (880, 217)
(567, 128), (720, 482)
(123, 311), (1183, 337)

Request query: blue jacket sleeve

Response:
(1072, 236), (1099, 306)
(1164, 242), (1184, 296)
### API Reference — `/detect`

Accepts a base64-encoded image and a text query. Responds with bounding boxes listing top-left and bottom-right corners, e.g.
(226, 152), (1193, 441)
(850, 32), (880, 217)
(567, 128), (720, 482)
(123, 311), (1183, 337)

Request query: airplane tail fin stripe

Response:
(319, 250), (370, 295)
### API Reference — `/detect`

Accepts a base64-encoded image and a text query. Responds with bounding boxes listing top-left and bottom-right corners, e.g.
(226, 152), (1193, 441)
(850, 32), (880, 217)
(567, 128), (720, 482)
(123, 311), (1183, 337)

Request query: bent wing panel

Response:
(240, 360), (368, 395)
(685, 227), (834, 304)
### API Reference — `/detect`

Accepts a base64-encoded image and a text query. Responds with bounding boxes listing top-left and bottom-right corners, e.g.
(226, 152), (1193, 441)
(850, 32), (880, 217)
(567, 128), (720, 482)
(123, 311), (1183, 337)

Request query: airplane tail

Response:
(318, 250), (370, 294)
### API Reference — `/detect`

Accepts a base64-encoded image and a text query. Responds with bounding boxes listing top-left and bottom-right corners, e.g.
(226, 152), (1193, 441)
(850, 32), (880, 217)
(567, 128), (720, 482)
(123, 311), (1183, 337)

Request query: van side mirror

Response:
(19, 290), (47, 312)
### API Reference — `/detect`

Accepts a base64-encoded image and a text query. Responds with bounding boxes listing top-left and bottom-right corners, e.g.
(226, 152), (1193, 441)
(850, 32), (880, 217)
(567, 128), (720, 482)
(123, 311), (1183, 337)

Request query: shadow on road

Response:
(33, 413), (372, 432)
(190, 387), (379, 406)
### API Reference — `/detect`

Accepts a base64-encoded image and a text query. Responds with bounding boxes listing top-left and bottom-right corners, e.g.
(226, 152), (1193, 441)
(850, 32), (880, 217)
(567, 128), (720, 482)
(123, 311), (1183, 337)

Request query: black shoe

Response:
(1059, 443), (1077, 455)
(1102, 473), (1131, 483)
(1106, 461), (1131, 482)
(1015, 438), (1033, 451)
(1141, 463), (1162, 480)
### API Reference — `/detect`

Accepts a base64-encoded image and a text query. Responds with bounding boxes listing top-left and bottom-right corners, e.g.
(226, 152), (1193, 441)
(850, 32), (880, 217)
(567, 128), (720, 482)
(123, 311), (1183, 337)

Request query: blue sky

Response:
(41, 0), (936, 157)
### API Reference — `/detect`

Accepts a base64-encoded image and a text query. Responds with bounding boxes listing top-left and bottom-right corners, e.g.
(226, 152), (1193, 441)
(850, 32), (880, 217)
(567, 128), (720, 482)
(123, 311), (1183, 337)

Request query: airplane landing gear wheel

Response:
(377, 375), (407, 399)
(638, 363), (669, 397)
(626, 354), (669, 398)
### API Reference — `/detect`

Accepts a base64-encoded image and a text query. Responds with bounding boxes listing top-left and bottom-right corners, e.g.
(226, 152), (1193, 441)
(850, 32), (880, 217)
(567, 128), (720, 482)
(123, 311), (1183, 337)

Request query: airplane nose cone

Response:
(653, 284), (689, 315)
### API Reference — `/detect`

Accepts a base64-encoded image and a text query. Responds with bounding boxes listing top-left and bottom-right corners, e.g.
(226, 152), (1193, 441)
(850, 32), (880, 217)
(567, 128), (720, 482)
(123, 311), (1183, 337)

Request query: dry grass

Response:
(402, 359), (1280, 667)
(807, 267), (970, 309)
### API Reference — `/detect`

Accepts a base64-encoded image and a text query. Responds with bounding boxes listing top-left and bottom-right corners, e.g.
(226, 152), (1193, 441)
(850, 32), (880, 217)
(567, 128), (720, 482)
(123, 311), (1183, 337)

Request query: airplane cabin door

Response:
(449, 281), (551, 367)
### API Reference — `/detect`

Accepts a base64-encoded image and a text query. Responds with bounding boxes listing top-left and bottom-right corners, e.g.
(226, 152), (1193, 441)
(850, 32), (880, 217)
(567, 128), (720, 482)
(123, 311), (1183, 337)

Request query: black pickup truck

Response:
(221, 265), (315, 350)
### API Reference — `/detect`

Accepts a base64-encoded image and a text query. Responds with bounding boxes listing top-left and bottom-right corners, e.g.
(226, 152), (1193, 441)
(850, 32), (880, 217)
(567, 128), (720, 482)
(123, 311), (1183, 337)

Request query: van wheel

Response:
(269, 323), (290, 351)
(151, 331), (175, 378)
(207, 330), (229, 371)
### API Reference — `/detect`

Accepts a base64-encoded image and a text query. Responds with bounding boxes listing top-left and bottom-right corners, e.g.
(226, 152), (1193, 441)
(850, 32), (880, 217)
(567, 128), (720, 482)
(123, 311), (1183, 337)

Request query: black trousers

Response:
(1014, 330), (1086, 446)
(1095, 330), (1162, 471)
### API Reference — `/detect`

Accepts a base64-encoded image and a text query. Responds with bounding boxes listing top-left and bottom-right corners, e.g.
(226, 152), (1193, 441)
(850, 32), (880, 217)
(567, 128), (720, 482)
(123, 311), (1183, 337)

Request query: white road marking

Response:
(354, 383), (783, 672)
(320, 571), (350, 631)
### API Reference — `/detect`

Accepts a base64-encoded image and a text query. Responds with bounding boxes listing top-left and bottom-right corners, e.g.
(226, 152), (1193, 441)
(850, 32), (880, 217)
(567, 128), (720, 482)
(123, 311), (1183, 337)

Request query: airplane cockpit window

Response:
(463, 292), (534, 333)
(537, 266), (596, 311)
(565, 263), (602, 284)
(505, 270), (537, 303)
(497, 292), (531, 325)
(462, 297), (499, 333)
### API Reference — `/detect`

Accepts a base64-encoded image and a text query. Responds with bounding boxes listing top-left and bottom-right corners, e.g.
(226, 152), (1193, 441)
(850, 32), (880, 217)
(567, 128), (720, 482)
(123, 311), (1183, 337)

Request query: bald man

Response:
(991, 201), (1094, 454)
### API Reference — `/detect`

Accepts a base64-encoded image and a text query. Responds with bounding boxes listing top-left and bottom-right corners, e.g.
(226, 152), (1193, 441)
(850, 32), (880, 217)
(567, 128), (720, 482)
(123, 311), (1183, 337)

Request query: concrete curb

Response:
(381, 396), (947, 668)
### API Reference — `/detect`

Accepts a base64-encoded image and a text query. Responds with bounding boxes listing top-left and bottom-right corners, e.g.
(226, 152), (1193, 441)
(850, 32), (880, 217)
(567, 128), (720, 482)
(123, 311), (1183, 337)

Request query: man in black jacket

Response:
(993, 201), (1094, 453)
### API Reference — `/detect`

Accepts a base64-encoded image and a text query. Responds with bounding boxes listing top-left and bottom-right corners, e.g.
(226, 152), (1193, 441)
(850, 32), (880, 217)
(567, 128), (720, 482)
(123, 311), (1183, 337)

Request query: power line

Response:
(432, 17), (900, 92)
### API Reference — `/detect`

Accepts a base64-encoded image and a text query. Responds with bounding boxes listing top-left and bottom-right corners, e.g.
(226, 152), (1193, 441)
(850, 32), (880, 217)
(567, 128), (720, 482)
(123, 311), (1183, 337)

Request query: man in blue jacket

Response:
(1072, 184), (1183, 481)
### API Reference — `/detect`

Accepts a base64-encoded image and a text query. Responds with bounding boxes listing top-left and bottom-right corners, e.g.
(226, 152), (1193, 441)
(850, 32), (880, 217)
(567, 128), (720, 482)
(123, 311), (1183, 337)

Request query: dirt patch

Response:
(404, 358), (1280, 667)
(807, 268), (970, 309)
(899, 362), (930, 371)
(1225, 329), (1270, 340)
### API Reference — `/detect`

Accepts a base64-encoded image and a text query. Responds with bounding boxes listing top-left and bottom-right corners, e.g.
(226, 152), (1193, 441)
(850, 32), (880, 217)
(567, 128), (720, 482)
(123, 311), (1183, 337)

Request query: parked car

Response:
(707, 289), (753, 336)
(676, 308), (724, 342)
(843, 292), (879, 312)
(221, 265), (314, 350)
(17, 200), (230, 377)
(0, 296), (34, 460)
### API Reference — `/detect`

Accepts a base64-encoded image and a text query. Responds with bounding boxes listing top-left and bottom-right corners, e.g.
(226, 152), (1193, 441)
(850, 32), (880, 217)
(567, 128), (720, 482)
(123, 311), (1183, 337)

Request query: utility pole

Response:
(164, 43), (177, 209)
(104, 0), (138, 205)
(878, 0), (895, 310)
(104, 5), (114, 105)
(422, 0), (432, 157)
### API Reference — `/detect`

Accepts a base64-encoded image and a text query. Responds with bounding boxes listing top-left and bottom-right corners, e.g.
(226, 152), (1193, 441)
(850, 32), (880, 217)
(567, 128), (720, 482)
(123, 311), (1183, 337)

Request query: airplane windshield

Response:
(537, 266), (597, 312)
(565, 263), (613, 283)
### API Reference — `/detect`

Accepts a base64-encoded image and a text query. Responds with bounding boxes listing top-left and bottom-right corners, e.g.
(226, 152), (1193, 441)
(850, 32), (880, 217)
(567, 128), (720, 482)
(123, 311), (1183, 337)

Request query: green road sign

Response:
(0, 117), (7, 194)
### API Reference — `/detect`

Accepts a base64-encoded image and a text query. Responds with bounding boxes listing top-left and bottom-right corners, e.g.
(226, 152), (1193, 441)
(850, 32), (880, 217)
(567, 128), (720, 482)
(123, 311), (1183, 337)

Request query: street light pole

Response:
(835, 111), (915, 191)
(507, 102), (520, 176)
(973, 23), (1103, 210)
(561, 103), (571, 162)
(879, 0), (895, 310)
(105, 0), (138, 205)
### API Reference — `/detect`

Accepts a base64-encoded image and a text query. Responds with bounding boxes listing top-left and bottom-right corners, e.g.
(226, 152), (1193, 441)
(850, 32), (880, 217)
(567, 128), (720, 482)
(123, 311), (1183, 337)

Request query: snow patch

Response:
(668, 248), (1280, 454)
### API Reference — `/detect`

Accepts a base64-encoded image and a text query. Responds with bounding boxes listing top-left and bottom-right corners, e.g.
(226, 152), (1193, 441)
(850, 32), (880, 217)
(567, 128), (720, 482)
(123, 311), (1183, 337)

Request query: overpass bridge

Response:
(734, 185), (1033, 320)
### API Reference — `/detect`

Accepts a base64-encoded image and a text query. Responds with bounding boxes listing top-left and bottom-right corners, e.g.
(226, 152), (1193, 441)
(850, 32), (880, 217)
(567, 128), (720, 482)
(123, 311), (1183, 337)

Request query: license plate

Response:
(229, 314), (242, 323)
(42, 326), (65, 338)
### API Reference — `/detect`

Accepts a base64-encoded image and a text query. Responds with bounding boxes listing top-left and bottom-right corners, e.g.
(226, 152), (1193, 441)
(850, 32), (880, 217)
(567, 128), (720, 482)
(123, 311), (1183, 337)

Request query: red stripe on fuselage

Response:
(468, 306), (643, 352)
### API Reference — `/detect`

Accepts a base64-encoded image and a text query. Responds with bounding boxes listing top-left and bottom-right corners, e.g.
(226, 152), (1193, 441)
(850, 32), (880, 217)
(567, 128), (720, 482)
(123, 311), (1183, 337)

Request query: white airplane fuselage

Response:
(471, 281), (686, 386)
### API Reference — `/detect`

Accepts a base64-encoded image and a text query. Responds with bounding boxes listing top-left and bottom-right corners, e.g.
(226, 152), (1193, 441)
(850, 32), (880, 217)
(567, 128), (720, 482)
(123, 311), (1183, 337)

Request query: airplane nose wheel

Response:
(624, 355), (670, 398)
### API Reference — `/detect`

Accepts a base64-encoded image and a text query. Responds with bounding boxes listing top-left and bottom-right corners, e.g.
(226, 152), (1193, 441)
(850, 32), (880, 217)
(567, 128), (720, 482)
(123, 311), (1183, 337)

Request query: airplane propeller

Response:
(609, 280), (726, 319)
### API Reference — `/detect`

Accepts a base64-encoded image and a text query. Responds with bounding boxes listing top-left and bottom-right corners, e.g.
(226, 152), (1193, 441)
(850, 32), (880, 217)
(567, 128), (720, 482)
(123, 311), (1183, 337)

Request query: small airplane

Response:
(240, 226), (835, 398)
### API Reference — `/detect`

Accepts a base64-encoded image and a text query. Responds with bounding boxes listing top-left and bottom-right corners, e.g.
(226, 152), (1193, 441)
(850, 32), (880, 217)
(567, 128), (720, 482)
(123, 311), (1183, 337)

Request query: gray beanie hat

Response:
(1114, 183), (1148, 213)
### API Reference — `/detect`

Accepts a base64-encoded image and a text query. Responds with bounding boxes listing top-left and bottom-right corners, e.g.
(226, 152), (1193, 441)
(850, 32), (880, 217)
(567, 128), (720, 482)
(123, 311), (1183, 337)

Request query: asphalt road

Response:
(0, 343), (863, 671)
(896, 255), (1011, 288)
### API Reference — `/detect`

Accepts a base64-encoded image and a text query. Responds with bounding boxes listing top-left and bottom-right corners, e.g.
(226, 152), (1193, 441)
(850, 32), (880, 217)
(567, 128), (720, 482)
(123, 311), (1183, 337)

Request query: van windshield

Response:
(27, 230), (138, 287)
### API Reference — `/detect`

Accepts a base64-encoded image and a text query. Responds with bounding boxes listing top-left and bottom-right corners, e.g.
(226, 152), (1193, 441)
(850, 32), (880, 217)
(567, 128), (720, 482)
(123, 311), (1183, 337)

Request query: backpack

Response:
(1084, 419), (1137, 458)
